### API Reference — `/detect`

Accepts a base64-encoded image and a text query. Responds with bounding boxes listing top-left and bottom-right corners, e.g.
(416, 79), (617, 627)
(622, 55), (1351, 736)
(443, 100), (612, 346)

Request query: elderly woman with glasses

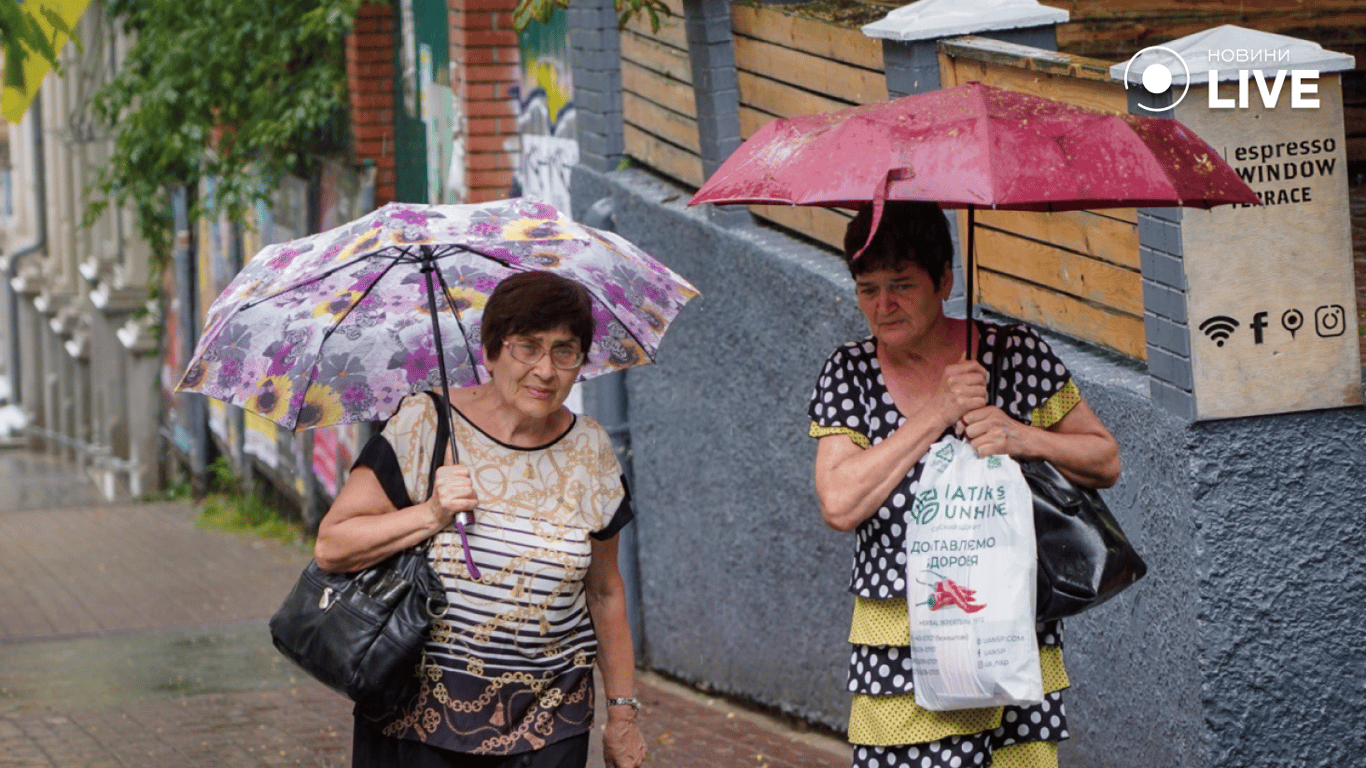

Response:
(315, 271), (647, 768)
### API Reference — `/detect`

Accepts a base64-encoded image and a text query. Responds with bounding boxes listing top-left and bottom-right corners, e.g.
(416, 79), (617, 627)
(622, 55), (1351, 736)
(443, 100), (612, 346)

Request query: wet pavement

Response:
(0, 446), (850, 768)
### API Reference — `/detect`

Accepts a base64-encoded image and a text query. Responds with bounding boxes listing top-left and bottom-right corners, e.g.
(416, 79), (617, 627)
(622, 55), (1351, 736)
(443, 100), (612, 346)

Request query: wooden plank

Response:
(737, 70), (857, 120)
(939, 37), (1115, 83)
(749, 204), (853, 251)
(940, 55), (1129, 115)
(731, 5), (883, 72)
(1057, 12), (1366, 61)
(621, 2), (687, 50)
(621, 29), (691, 84)
(974, 228), (1143, 317)
(740, 105), (781, 140)
(977, 271), (1147, 359)
(624, 123), (704, 188)
(623, 91), (700, 153)
(1349, 136), (1366, 163)
(622, 59), (696, 119)
(1059, 0), (1365, 12)
(734, 36), (887, 106)
(975, 209), (1140, 270)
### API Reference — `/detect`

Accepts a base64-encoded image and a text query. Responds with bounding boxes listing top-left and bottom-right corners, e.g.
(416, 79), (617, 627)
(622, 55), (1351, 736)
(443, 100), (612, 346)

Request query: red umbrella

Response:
(689, 82), (1258, 351)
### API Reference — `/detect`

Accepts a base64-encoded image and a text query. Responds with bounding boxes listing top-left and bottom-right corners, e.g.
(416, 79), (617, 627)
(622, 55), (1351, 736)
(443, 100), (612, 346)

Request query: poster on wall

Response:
(161, 266), (192, 457)
(420, 43), (454, 204)
(244, 411), (278, 468)
(515, 9), (577, 213)
(312, 427), (340, 498)
(318, 160), (364, 231)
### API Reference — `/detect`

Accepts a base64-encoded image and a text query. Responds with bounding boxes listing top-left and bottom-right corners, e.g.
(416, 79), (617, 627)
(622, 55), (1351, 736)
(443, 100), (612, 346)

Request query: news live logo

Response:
(1121, 46), (1321, 111)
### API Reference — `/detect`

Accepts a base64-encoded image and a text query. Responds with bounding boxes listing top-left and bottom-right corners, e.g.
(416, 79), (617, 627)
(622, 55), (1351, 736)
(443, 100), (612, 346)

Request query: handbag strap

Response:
(424, 390), (453, 496)
(982, 320), (1003, 406)
(423, 390), (481, 581)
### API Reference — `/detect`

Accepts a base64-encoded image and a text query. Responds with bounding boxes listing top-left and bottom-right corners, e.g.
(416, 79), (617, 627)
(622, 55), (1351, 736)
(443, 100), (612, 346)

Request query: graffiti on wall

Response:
(514, 9), (578, 214)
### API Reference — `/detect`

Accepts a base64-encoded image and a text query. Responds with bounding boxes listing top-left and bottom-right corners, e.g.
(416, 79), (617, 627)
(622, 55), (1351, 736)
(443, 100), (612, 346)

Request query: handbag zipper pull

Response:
(319, 587), (336, 611)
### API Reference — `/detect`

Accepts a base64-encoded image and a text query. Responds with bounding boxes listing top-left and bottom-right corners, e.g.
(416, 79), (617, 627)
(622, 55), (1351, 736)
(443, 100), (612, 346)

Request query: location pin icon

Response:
(1282, 309), (1304, 339)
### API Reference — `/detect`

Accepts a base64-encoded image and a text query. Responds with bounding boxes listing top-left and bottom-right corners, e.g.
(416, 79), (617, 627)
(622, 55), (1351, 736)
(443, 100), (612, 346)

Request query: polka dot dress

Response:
(852, 693), (1068, 768)
(808, 323), (1076, 768)
(807, 323), (1072, 599)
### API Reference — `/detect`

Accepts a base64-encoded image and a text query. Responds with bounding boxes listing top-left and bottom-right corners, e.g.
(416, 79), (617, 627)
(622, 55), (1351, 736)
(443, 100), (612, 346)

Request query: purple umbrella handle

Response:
(454, 511), (482, 581)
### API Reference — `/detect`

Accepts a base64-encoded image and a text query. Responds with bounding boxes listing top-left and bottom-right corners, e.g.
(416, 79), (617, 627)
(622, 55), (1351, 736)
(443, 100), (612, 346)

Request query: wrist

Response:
(606, 696), (639, 718)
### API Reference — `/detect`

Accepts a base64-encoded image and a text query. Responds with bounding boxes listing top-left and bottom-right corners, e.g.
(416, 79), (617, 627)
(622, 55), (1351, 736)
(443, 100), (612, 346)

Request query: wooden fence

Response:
(620, 2), (886, 250)
(940, 37), (1145, 359)
(732, 5), (887, 250)
(621, 0), (700, 187)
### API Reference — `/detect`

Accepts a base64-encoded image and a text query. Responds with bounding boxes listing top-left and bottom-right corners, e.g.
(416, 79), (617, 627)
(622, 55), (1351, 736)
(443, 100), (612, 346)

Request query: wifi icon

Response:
(1199, 315), (1240, 347)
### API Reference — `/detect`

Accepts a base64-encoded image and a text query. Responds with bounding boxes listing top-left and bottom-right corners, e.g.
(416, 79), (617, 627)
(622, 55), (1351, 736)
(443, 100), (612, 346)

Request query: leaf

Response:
(87, 0), (356, 287)
(38, 4), (82, 54)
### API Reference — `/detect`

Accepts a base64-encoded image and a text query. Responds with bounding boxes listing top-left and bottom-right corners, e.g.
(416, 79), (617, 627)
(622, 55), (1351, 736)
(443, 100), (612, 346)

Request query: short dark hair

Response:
(482, 272), (595, 362)
(842, 201), (954, 288)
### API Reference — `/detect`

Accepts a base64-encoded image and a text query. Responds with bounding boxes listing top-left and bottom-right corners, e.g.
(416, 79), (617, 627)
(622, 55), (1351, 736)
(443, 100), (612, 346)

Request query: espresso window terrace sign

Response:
(1114, 26), (1361, 420)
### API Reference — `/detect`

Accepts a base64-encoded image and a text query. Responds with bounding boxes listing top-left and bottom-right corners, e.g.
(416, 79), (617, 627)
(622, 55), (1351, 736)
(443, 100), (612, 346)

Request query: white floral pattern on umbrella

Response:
(177, 199), (700, 430)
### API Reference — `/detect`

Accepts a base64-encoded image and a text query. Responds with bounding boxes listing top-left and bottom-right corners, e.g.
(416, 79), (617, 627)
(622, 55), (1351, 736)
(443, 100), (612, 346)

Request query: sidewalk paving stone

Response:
(0, 447), (852, 768)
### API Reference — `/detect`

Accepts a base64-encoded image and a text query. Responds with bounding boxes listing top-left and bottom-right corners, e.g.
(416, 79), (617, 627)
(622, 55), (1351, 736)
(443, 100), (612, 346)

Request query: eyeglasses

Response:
(503, 340), (584, 370)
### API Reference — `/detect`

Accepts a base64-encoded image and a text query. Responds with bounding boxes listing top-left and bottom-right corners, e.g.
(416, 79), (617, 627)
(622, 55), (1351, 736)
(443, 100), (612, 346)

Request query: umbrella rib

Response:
(429, 263), (483, 386)
(240, 247), (418, 311)
(421, 241), (656, 372)
(425, 241), (657, 369)
(309, 249), (409, 361)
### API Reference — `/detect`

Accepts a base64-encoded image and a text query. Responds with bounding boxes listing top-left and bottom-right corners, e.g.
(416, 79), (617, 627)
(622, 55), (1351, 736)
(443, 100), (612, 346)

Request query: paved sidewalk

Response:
(0, 448), (850, 768)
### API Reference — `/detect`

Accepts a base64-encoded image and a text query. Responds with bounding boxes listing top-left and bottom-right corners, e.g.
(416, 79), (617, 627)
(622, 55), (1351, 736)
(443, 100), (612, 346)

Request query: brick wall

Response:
(451, 0), (521, 202)
(347, 3), (397, 205)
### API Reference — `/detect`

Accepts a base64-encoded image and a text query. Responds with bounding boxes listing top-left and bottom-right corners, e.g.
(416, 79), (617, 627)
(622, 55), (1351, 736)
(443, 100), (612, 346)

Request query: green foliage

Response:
(197, 456), (309, 546)
(0, 0), (80, 92)
(86, 0), (365, 282)
(512, 0), (670, 34)
(140, 476), (194, 502)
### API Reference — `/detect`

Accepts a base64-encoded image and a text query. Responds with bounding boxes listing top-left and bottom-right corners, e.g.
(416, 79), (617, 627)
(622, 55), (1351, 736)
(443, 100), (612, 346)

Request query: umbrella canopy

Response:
(177, 198), (700, 431)
(689, 82), (1258, 355)
(689, 81), (1259, 212)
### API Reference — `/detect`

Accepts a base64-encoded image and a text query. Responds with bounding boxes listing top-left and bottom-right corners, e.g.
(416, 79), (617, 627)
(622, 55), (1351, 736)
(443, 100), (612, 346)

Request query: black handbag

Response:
(982, 324), (1147, 622)
(1022, 458), (1147, 622)
(269, 392), (451, 714)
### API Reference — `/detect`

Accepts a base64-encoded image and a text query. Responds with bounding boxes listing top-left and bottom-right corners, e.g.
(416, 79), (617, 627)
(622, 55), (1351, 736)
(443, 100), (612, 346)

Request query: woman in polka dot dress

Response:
(808, 202), (1121, 768)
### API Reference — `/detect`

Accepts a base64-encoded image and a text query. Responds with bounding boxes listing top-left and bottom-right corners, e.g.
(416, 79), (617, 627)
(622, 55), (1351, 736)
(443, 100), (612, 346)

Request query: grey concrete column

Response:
(14, 291), (45, 448)
(863, 0), (1069, 98)
(1127, 85), (1196, 417)
(125, 349), (161, 497)
(40, 319), (61, 456)
(567, 0), (625, 173)
(682, 0), (748, 228)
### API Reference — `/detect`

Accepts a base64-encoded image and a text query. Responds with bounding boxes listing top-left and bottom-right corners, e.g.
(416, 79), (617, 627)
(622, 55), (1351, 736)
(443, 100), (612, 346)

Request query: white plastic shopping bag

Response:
(906, 436), (1044, 711)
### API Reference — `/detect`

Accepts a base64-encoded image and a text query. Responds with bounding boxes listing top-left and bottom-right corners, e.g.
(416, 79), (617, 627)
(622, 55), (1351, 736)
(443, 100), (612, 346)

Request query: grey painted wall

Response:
(572, 164), (1366, 767)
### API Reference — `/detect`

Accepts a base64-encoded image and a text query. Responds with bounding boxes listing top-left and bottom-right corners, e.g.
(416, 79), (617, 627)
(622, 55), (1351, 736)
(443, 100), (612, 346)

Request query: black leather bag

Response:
(269, 392), (451, 714)
(1022, 459), (1147, 622)
(981, 323), (1147, 623)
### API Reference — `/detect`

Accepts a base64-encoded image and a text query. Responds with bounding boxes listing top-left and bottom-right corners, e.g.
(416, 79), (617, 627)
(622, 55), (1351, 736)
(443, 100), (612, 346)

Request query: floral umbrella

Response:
(177, 198), (700, 431)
